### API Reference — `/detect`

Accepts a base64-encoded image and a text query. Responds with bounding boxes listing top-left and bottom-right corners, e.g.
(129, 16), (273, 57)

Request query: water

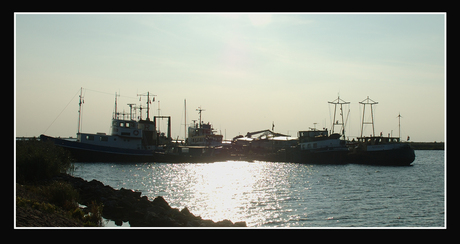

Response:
(72, 150), (445, 228)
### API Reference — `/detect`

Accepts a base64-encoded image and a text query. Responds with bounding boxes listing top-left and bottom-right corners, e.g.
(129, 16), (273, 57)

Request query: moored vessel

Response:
(346, 136), (415, 166)
(231, 129), (297, 161)
(346, 96), (415, 166)
(296, 128), (349, 164)
(41, 89), (170, 162)
(166, 106), (227, 162)
(295, 96), (350, 164)
(186, 107), (223, 147)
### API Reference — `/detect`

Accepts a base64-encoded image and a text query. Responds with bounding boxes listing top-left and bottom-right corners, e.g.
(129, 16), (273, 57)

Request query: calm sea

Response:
(72, 150), (445, 228)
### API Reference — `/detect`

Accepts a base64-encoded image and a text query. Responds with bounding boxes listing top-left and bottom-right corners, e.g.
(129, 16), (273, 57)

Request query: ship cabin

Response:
(348, 136), (405, 152)
(298, 129), (330, 143)
(298, 128), (344, 151)
(355, 136), (400, 145)
(111, 119), (143, 138)
(76, 118), (157, 150)
(187, 122), (223, 146)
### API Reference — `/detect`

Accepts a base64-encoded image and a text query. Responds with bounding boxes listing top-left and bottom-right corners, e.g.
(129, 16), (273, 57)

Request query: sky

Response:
(15, 13), (445, 142)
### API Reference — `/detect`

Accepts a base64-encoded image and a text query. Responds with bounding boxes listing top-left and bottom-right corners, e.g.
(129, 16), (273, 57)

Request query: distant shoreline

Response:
(406, 142), (444, 150)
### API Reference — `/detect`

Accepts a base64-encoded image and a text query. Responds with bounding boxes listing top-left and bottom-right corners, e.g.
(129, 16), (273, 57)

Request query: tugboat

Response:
(40, 89), (171, 162)
(346, 96), (415, 166)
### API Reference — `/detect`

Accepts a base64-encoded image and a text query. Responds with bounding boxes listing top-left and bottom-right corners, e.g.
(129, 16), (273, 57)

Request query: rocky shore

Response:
(48, 173), (246, 227)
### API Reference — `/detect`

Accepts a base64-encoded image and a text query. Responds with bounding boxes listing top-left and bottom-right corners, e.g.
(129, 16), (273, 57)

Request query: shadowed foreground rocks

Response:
(56, 174), (246, 227)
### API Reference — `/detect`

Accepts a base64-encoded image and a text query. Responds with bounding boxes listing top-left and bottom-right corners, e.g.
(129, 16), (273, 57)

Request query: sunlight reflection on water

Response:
(159, 161), (312, 226)
(73, 151), (444, 227)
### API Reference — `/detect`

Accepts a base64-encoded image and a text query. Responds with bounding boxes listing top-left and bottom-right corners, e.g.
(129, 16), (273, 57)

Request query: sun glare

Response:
(187, 161), (260, 223)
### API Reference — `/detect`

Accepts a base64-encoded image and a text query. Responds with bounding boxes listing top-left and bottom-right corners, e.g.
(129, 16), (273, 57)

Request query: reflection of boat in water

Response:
(346, 97), (415, 166)
(41, 90), (170, 162)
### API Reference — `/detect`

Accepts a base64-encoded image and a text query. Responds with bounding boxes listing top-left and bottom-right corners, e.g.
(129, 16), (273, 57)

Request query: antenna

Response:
(157, 100), (160, 130)
(196, 106), (205, 128)
(138, 105), (143, 120)
(113, 92), (121, 119)
(77, 87), (84, 133)
(127, 103), (136, 120)
(359, 96), (378, 137)
(328, 95), (350, 139)
(397, 113), (403, 140)
(184, 99), (187, 140)
(137, 92), (156, 121)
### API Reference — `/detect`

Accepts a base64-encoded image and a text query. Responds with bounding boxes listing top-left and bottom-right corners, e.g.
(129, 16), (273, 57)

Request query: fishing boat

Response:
(346, 136), (415, 166)
(295, 96), (350, 164)
(158, 106), (228, 163)
(186, 107), (223, 147)
(346, 97), (415, 166)
(40, 89), (171, 162)
(296, 128), (349, 164)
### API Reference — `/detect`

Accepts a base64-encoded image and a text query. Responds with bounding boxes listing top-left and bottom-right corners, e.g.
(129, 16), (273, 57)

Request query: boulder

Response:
(152, 196), (170, 209)
(55, 174), (247, 227)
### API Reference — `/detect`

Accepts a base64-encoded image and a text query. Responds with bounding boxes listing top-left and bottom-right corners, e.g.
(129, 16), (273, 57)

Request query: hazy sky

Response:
(15, 13), (445, 142)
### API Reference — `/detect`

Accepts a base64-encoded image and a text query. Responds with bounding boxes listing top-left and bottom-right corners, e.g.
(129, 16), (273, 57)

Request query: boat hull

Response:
(294, 148), (349, 164)
(40, 134), (159, 162)
(347, 144), (415, 166)
(40, 134), (229, 163)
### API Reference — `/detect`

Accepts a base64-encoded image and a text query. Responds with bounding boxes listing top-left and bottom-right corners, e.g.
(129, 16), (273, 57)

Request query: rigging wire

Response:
(43, 87), (140, 135)
(43, 88), (80, 134)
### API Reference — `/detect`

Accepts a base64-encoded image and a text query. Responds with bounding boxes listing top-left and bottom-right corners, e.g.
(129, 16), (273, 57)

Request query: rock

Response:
(234, 221), (247, 227)
(180, 207), (193, 217)
(53, 173), (246, 227)
(200, 219), (216, 227)
(152, 196), (170, 209)
(119, 188), (142, 198)
(134, 196), (152, 209)
(216, 219), (234, 227)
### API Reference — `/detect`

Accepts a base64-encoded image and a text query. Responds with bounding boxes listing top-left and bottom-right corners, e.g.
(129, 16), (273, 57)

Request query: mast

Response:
(184, 99), (187, 140)
(137, 92), (156, 121)
(157, 100), (160, 130)
(397, 113), (403, 140)
(196, 106), (205, 128)
(113, 92), (121, 119)
(77, 87), (84, 133)
(328, 95), (350, 139)
(127, 103), (136, 120)
(359, 96), (378, 137)
(147, 92), (150, 120)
